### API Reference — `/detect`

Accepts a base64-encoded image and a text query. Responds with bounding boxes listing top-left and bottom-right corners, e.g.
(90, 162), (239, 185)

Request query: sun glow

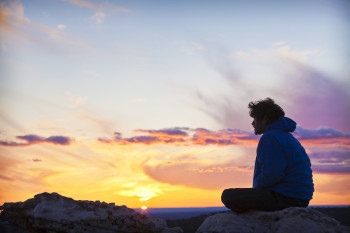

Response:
(141, 206), (148, 210)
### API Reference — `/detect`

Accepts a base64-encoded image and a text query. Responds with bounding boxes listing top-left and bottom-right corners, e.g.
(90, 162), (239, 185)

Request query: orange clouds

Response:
(97, 126), (350, 177)
(98, 127), (259, 146)
(98, 126), (350, 148)
(1, 125), (349, 207)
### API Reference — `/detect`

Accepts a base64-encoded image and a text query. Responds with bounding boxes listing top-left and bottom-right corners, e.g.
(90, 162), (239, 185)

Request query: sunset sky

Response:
(1, 0), (349, 208)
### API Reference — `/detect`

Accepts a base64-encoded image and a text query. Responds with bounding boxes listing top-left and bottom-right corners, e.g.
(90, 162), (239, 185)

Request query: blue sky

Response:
(2, 0), (349, 136)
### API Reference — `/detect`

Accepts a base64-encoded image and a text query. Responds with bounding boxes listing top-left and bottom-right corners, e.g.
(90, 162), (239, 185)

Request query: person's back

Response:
(221, 98), (314, 212)
(254, 117), (314, 200)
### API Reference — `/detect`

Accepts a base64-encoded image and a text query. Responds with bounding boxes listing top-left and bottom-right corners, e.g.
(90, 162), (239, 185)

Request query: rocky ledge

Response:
(196, 207), (350, 233)
(1, 193), (349, 233)
(0, 192), (182, 233)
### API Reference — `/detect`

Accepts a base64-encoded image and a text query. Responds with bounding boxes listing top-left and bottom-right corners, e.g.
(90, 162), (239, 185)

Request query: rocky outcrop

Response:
(0, 192), (182, 233)
(196, 207), (350, 233)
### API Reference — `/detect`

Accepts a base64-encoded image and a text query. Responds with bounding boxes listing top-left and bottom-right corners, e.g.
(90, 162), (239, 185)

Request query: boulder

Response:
(0, 192), (182, 233)
(196, 207), (350, 233)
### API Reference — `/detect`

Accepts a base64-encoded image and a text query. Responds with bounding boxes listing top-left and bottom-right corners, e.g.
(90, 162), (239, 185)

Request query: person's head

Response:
(248, 98), (285, 135)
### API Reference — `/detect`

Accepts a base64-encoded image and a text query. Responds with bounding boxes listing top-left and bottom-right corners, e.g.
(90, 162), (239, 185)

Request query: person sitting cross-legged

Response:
(221, 98), (314, 212)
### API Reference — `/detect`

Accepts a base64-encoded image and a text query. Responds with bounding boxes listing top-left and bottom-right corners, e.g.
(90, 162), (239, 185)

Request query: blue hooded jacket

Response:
(253, 117), (314, 200)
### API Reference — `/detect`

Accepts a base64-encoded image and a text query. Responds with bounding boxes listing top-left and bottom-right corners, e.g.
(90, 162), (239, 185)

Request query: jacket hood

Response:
(265, 117), (296, 133)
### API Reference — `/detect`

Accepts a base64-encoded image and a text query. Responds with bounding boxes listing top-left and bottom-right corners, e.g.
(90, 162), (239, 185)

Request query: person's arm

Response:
(253, 134), (286, 188)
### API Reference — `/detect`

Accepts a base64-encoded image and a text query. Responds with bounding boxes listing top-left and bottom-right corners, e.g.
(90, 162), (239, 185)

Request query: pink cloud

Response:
(143, 162), (253, 190)
(141, 148), (350, 191)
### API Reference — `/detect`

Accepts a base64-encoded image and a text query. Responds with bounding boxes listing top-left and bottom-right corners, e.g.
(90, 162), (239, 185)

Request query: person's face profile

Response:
(252, 118), (266, 135)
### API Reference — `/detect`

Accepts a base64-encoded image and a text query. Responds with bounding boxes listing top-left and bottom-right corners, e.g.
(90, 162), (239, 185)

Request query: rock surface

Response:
(196, 207), (350, 233)
(0, 192), (182, 233)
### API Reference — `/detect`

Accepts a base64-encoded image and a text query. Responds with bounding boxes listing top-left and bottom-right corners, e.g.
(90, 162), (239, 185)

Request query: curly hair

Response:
(248, 98), (285, 125)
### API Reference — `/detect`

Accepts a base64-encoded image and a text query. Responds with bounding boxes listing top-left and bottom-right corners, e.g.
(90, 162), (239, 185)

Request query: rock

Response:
(196, 207), (350, 233)
(0, 192), (182, 233)
(0, 221), (32, 233)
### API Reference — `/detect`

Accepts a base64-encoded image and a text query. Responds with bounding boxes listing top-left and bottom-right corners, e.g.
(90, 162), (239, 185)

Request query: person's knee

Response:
(221, 189), (247, 212)
(221, 189), (232, 206)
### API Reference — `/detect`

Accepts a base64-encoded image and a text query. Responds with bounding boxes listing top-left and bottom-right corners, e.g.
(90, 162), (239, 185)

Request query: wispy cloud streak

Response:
(0, 134), (72, 146)
(61, 0), (130, 23)
(62, 0), (130, 12)
(0, 0), (88, 50)
(285, 60), (350, 131)
(196, 44), (350, 132)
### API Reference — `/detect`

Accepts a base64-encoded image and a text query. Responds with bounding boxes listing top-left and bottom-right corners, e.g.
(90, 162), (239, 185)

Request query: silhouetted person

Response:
(221, 98), (314, 212)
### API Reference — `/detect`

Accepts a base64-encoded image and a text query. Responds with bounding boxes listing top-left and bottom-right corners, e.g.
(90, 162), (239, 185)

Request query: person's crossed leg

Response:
(221, 188), (309, 213)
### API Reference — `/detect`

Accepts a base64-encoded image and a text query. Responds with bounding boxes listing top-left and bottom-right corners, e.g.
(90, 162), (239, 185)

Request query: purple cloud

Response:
(17, 135), (43, 144)
(135, 128), (189, 136)
(0, 134), (72, 146)
(285, 60), (350, 132)
(126, 136), (161, 144)
(311, 164), (350, 174)
(310, 151), (350, 174)
(294, 127), (350, 140)
(45, 136), (71, 145)
(310, 151), (349, 163)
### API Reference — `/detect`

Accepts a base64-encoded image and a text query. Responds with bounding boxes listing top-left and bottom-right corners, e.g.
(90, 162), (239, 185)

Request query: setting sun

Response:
(141, 206), (148, 210)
